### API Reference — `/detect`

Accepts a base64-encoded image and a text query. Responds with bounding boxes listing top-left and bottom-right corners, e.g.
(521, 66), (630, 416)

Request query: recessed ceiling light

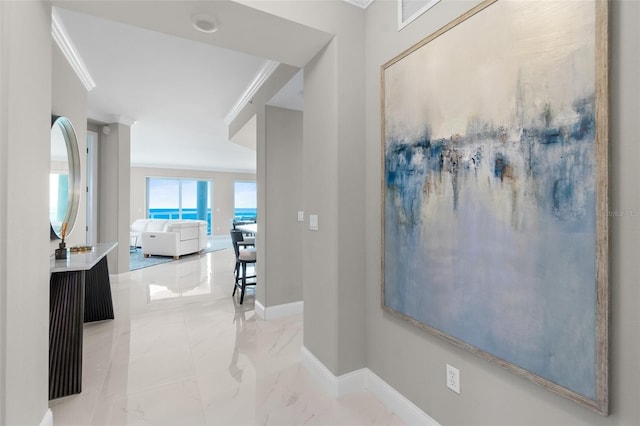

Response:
(191, 14), (218, 33)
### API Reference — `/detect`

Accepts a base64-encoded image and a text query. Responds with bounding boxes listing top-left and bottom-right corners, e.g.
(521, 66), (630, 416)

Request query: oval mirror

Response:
(50, 116), (81, 240)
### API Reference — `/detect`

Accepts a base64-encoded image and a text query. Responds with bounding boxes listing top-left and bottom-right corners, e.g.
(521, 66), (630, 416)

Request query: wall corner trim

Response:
(256, 300), (303, 321)
(300, 347), (440, 426)
(39, 409), (53, 426)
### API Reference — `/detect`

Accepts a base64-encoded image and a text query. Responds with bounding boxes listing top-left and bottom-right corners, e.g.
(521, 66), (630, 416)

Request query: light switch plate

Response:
(309, 214), (319, 231)
(297, 211), (304, 222)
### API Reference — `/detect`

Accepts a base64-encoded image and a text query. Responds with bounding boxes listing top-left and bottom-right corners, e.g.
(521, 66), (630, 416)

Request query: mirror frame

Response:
(50, 115), (81, 240)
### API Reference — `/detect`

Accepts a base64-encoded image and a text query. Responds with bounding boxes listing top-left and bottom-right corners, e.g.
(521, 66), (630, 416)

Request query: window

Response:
(147, 178), (212, 234)
(234, 181), (257, 221)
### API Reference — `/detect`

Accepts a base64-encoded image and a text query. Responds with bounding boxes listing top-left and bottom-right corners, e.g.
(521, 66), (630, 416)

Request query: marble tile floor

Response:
(49, 247), (403, 426)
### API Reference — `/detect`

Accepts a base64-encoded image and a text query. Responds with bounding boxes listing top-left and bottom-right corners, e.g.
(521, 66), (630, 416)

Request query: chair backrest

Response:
(130, 219), (152, 233)
(230, 229), (244, 258)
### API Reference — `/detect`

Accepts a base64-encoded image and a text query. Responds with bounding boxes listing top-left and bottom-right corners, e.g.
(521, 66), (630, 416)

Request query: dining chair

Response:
(229, 228), (254, 274)
(232, 220), (256, 244)
(230, 229), (256, 304)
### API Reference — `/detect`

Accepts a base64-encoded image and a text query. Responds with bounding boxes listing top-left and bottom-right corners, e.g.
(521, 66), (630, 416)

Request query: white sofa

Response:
(130, 219), (207, 259)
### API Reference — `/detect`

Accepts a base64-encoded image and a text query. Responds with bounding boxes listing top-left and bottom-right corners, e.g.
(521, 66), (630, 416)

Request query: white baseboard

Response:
(300, 346), (440, 426)
(337, 367), (369, 397)
(300, 346), (344, 397)
(255, 300), (266, 319)
(366, 370), (440, 426)
(40, 409), (53, 426)
(255, 300), (303, 321)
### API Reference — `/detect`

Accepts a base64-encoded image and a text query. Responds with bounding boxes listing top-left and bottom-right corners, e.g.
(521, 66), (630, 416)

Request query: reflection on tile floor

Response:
(49, 248), (403, 426)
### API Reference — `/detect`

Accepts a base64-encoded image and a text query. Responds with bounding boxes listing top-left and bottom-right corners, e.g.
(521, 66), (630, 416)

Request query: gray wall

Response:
(263, 106), (304, 307)
(259, 0), (368, 378)
(0, 1), (51, 424)
(364, 0), (640, 425)
(98, 123), (131, 273)
(237, 0), (369, 376)
(301, 40), (340, 373)
(130, 167), (256, 236)
(227, 67), (304, 311)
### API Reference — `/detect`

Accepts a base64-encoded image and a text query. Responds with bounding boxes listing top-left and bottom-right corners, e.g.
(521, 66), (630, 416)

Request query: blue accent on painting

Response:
(384, 95), (597, 399)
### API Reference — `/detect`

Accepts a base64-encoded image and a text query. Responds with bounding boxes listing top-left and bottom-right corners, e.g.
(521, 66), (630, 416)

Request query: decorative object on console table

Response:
(70, 245), (94, 253)
(54, 222), (68, 259)
(381, 0), (608, 414)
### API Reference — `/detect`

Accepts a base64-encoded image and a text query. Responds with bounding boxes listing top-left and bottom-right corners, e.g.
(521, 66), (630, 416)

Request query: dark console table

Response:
(49, 242), (117, 400)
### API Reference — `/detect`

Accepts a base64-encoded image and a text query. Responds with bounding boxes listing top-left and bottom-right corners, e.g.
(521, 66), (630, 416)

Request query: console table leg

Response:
(84, 256), (114, 323)
(49, 271), (84, 400)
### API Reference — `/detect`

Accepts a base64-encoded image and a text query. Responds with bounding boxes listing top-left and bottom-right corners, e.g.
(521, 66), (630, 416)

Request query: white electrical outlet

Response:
(446, 364), (460, 394)
(297, 211), (304, 222)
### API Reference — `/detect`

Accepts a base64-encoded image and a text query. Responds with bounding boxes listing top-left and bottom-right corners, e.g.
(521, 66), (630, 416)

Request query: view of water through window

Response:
(234, 181), (257, 221)
(147, 178), (212, 234)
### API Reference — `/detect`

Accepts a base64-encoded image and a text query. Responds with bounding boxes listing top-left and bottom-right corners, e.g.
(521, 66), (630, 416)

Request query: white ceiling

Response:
(53, 3), (319, 173)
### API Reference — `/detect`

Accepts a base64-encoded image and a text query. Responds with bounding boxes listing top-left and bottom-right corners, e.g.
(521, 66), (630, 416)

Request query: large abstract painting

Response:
(382, 0), (608, 413)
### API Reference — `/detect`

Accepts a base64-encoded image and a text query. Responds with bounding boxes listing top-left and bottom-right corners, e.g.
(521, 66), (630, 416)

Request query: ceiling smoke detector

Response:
(191, 14), (218, 33)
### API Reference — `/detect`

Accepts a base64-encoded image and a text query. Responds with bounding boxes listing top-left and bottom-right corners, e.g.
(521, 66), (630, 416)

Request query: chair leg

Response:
(232, 261), (239, 296)
(240, 262), (247, 304)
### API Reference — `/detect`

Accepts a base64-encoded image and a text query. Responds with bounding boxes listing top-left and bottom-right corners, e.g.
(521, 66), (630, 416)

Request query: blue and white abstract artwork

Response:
(383, 0), (607, 410)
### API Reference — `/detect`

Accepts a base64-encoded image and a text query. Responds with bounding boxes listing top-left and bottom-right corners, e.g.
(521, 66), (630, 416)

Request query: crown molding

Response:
(224, 59), (280, 125)
(87, 110), (111, 124)
(51, 8), (96, 92)
(112, 115), (136, 126)
(87, 110), (136, 126)
(343, 0), (375, 9)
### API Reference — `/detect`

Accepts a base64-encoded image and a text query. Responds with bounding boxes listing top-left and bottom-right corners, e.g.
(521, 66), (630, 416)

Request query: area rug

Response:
(130, 237), (231, 271)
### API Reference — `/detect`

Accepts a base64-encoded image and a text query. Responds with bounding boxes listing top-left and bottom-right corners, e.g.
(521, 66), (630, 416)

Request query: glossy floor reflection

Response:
(49, 248), (403, 425)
